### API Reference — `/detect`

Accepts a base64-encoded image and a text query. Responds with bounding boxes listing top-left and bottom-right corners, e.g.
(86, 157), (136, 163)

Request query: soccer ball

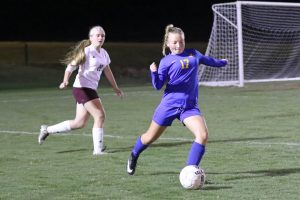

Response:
(179, 165), (206, 189)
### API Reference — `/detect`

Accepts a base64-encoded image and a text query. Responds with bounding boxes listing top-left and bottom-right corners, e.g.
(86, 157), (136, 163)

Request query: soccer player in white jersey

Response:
(38, 25), (123, 155)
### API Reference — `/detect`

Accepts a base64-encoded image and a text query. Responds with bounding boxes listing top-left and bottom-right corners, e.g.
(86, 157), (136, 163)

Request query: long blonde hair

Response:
(61, 39), (91, 66)
(61, 26), (105, 66)
(162, 24), (184, 56)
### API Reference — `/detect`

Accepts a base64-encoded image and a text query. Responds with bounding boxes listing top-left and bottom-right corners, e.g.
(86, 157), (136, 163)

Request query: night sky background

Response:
(1, 0), (299, 42)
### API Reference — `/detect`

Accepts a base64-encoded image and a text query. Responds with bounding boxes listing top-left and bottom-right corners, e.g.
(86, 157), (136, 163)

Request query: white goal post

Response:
(199, 1), (300, 87)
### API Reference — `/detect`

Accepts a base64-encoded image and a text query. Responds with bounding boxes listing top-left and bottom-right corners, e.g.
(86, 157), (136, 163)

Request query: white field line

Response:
(1, 130), (299, 146)
(0, 91), (160, 103)
(0, 130), (187, 141)
(0, 130), (125, 138)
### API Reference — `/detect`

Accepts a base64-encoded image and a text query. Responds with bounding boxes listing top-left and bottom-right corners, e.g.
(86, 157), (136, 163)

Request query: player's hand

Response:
(59, 81), (68, 89)
(114, 88), (124, 99)
(221, 59), (228, 66)
(150, 62), (157, 72)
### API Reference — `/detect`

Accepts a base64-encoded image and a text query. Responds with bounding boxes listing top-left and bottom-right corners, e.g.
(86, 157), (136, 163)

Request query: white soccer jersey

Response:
(73, 45), (111, 90)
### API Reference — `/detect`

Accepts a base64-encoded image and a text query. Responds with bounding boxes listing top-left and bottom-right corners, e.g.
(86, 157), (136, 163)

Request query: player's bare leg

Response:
(183, 115), (208, 166)
(38, 103), (89, 145)
(127, 121), (166, 175)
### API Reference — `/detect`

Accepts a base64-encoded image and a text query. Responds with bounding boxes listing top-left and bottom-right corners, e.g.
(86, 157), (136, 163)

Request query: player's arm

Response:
(103, 65), (123, 98)
(150, 62), (166, 90)
(200, 55), (228, 67)
(59, 62), (78, 89)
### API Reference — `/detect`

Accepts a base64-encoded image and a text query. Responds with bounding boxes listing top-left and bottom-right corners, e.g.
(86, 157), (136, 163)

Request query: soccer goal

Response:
(199, 1), (300, 87)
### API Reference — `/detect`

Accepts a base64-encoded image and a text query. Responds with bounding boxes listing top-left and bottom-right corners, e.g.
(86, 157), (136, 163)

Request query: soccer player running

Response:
(127, 24), (227, 175)
(38, 25), (123, 155)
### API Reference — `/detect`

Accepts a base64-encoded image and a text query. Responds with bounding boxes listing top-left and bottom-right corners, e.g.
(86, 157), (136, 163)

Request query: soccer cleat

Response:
(101, 145), (107, 152)
(38, 125), (49, 145)
(93, 151), (107, 155)
(127, 152), (138, 175)
(93, 146), (107, 155)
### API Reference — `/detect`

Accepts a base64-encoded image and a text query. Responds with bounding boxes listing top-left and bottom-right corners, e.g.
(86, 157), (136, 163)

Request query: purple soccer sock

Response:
(132, 137), (148, 157)
(186, 141), (206, 166)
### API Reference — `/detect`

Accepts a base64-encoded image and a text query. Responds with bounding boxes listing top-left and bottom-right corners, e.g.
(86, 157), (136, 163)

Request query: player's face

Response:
(90, 30), (105, 47)
(167, 33), (185, 54)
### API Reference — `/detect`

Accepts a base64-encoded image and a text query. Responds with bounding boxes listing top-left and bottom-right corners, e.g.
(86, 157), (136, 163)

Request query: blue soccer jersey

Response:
(151, 48), (227, 108)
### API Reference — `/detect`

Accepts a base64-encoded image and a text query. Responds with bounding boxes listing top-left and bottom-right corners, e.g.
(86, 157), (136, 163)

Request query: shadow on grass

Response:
(210, 168), (300, 181)
(144, 171), (233, 190)
(146, 171), (178, 176)
(245, 168), (300, 176)
(55, 136), (284, 154)
(203, 186), (233, 190)
(56, 146), (133, 154)
(107, 146), (133, 153)
(209, 136), (284, 144)
(55, 146), (132, 154)
(107, 141), (191, 153)
(56, 148), (88, 153)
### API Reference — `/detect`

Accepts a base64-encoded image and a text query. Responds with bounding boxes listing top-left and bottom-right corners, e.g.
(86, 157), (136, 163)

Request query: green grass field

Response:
(0, 81), (300, 200)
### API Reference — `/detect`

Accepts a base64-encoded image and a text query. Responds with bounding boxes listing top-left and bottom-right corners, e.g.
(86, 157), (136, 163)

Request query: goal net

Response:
(199, 1), (300, 87)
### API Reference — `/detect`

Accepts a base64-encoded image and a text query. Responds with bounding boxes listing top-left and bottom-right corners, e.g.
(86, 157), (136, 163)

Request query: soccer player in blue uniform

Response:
(127, 24), (227, 175)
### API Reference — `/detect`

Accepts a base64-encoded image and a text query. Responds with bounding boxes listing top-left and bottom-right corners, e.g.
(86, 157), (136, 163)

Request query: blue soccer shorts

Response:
(152, 104), (202, 126)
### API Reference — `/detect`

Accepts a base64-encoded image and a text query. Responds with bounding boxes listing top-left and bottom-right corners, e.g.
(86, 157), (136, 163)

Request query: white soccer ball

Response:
(179, 165), (206, 189)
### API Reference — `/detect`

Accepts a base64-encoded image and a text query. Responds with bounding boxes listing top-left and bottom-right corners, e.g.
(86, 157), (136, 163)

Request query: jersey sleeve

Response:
(151, 59), (169, 90)
(151, 71), (164, 90)
(197, 50), (227, 67)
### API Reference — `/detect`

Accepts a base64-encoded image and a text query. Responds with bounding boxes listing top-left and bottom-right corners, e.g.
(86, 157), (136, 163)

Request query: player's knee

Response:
(95, 113), (106, 123)
(195, 131), (208, 144)
(141, 133), (155, 145)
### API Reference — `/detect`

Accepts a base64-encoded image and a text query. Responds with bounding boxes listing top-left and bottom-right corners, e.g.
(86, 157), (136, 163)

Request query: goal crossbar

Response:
(199, 1), (300, 87)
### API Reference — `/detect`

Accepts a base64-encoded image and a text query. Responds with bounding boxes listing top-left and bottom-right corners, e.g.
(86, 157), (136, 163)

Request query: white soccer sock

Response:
(93, 128), (104, 153)
(47, 121), (71, 134)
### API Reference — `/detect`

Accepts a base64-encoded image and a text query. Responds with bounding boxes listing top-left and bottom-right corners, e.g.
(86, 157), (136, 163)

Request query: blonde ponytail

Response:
(162, 24), (174, 56)
(61, 39), (91, 66)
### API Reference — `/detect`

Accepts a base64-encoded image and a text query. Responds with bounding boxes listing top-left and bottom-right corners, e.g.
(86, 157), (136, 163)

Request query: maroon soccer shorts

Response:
(72, 87), (99, 104)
